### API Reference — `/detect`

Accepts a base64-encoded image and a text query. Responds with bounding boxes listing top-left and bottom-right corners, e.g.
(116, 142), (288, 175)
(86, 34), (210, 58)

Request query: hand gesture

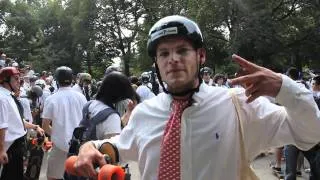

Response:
(0, 150), (8, 165)
(36, 126), (45, 136)
(230, 54), (282, 103)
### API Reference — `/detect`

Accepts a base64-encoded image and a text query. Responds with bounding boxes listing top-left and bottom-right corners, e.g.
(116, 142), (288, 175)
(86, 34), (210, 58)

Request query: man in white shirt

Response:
(74, 16), (320, 179)
(42, 66), (87, 180)
(72, 72), (92, 101)
(136, 72), (155, 102)
(0, 67), (44, 179)
(312, 75), (320, 98)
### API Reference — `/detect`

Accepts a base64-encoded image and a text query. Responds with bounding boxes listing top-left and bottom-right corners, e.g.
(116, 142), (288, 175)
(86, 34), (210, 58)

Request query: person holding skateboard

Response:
(74, 16), (320, 179)
(0, 67), (44, 180)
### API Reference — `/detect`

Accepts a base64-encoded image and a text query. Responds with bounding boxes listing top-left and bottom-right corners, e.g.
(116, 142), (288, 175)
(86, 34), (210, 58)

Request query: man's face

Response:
(312, 80), (320, 92)
(217, 78), (224, 85)
(82, 80), (91, 87)
(10, 74), (20, 92)
(202, 72), (211, 83)
(155, 36), (205, 94)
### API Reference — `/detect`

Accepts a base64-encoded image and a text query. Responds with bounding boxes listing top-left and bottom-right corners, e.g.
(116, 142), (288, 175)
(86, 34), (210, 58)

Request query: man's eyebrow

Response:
(158, 44), (190, 52)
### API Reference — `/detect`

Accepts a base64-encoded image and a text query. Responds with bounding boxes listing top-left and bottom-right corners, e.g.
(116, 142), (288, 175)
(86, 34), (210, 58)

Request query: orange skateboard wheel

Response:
(98, 164), (125, 180)
(65, 155), (78, 176)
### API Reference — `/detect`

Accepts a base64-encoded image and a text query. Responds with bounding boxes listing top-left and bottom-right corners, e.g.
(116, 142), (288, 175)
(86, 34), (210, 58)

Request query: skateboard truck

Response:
(30, 134), (52, 152)
(65, 142), (130, 180)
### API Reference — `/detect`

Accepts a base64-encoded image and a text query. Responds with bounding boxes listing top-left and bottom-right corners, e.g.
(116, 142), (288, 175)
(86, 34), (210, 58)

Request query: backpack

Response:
(68, 101), (119, 156)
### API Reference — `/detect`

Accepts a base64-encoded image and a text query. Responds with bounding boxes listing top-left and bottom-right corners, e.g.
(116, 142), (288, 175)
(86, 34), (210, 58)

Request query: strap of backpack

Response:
(91, 108), (119, 126)
(80, 100), (93, 126)
(89, 107), (119, 140)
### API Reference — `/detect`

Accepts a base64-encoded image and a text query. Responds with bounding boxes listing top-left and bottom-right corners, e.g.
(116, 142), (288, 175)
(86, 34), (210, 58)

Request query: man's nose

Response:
(169, 52), (180, 64)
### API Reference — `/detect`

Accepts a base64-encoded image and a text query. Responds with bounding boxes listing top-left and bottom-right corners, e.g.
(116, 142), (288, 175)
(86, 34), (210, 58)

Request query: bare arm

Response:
(42, 118), (52, 136)
(24, 120), (45, 136)
(0, 128), (8, 164)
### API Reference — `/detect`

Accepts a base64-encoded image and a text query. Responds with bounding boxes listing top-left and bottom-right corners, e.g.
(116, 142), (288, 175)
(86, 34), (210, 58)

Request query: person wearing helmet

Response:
(72, 72), (93, 101)
(75, 16), (320, 179)
(200, 66), (213, 85)
(213, 73), (227, 88)
(0, 67), (44, 179)
(41, 66), (87, 180)
(136, 72), (155, 102)
(41, 71), (47, 80)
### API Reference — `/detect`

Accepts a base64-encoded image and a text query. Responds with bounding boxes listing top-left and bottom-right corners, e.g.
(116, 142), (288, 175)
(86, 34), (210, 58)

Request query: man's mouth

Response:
(167, 69), (184, 74)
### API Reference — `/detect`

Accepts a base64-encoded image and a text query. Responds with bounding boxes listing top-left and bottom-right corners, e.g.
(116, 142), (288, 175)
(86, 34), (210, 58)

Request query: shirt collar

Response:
(57, 86), (72, 91)
(0, 86), (12, 96)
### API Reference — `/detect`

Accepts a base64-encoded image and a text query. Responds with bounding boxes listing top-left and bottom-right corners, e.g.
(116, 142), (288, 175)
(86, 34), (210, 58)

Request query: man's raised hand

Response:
(230, 54), (282, 103)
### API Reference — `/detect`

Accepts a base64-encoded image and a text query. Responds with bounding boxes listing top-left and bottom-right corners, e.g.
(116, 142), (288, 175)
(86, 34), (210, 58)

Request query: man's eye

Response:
(159, 52), (169, 57)
(177, 48), (189, 55)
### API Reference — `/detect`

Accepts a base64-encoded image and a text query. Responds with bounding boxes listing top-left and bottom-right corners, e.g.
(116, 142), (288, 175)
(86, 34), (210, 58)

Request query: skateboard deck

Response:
(24, 135), (52, 180)
(24, 137), (44, 180)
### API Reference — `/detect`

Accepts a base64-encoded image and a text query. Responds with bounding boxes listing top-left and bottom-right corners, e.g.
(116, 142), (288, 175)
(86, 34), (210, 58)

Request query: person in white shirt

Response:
(136, 72), (155, 102)
(74, 16), (320, 179)
(72, 72), (92, 101)
(312, 76), (320, 96)
(200, 66), (214, 86)
(42, 66), (87, 180)
(0, 67), (44, 179)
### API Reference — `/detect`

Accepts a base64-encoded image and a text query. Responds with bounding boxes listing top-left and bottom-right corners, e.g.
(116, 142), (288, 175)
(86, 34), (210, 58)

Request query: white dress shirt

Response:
(93, 75), (320, 180)
(0, 87), (26, 151)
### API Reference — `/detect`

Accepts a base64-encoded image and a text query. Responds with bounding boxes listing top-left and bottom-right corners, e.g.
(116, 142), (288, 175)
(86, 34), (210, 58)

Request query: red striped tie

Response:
(158, 99), (190, 180)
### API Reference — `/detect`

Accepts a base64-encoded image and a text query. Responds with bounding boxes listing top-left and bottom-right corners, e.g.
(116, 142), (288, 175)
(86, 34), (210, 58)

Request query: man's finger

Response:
(232, 54), (261, 73)
(245, 83), (260, 97)
(246, 91), (263, 103)
(3, 156), (8, 164)
(230, 74), (258, 86)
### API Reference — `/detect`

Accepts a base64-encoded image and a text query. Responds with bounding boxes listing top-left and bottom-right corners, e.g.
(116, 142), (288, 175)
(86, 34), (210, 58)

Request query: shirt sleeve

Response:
(0, 99), (9, 129)
(41, 98), (54, 120)
(96, 113), (122, 139)
(20, 98), (33, 123)
(236, 75), (320, 160)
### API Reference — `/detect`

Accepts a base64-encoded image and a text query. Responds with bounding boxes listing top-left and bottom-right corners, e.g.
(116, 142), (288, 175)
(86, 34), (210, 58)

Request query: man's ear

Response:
(198, 48), (206, 65)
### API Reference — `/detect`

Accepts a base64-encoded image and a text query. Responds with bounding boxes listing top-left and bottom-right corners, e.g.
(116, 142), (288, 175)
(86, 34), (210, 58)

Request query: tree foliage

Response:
(0, 0), (319, 77)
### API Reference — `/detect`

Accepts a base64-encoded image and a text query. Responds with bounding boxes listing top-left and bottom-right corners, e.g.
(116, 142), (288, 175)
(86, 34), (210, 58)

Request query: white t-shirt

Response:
(94, 75), (320, 180)
(72, 84), (83, 94)
(42, 87), (87, 152)
(19, 97), (33, 123)
(136, 85), (155, 102)
(88, 100), (121, 139)
(0, 87), (26, 151)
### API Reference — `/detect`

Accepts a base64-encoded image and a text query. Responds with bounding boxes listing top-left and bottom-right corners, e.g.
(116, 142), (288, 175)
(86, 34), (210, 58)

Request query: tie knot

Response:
(172, 99), (190, 111)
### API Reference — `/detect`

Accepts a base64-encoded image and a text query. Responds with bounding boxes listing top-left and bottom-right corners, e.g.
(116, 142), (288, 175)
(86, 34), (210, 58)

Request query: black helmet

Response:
(141, 72), (150, 84)
(147, 15), (204, 58)
(55, 66), (73, 86)
(30, 85), (43, 98)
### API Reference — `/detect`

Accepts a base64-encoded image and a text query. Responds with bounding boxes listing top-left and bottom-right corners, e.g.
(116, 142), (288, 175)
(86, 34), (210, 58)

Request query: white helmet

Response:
(35, 79), (46, 88)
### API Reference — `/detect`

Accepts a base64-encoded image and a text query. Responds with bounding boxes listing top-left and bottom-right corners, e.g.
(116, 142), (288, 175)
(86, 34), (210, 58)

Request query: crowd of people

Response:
(0, 15), (320, 180)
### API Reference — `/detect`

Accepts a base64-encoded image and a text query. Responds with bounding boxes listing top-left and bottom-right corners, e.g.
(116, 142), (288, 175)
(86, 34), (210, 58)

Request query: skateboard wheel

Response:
(43, 141), (52, 151)
(31, 139), (37, 145)
(98, 164), (125, 180)
(65, 156), (78, 176)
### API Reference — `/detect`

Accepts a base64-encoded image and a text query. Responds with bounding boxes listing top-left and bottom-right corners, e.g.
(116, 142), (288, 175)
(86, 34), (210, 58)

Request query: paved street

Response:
(39, 152), (309, 180)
